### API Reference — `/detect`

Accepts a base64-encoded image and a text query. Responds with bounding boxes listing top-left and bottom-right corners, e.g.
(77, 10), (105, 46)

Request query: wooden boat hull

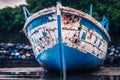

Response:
(23, 3), (110, 72)
(36, 43), (104, 71)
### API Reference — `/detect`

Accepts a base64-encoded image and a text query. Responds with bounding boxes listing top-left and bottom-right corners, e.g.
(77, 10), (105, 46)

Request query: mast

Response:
(90, 4), (93, 16)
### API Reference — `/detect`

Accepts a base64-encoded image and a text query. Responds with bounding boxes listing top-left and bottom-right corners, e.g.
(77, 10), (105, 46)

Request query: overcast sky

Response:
(0, 0), (26, 9)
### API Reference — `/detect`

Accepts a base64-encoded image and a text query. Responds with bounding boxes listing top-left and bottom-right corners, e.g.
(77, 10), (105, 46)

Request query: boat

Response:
(23, 2), (110, 72)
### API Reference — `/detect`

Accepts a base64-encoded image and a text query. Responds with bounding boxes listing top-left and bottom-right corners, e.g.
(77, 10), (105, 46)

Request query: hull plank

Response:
(36, 43), (103, 71)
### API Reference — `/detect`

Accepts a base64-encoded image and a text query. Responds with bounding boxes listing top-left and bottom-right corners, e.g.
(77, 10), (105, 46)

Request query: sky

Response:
(0, 0), (26, 9)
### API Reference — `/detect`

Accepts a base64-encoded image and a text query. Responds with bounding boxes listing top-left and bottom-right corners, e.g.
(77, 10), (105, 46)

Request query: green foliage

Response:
(0, 0), (120, 44)
(26, 0), (57, 13)
(0, 5), (25, 32)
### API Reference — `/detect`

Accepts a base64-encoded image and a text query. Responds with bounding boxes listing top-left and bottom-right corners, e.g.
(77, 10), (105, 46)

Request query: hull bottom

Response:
(36, 43), (104, 72)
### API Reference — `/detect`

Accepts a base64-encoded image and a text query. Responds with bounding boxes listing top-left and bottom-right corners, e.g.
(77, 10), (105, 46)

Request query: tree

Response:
(0, 0), (120, 45)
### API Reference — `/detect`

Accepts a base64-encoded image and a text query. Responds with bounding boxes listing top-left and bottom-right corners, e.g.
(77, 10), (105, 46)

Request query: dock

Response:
(0, 67), (45, 73)
(0, 67), (120, 79)
(0, 67), (120, 75)
(0, 67), (46, 80)
(90, 67), (120, 76)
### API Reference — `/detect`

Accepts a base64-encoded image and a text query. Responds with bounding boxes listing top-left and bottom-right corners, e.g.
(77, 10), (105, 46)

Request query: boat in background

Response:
(23, 2), (110, 72)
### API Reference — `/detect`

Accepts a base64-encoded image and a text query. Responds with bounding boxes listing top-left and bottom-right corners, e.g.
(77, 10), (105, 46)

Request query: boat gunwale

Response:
(23, 7), (56, 35)
(61, 6), (110, 41)
(23, 6), (110, 41)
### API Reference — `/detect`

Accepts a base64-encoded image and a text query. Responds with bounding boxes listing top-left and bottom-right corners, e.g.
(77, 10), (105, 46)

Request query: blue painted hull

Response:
(23, 3), (110, 72)
(36, 43), (104, 71)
